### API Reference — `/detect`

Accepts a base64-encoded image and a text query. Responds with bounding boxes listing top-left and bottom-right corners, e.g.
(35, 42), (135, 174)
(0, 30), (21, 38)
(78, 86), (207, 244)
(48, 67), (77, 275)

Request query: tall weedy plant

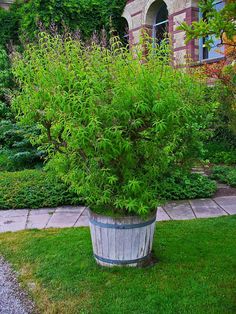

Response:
(13, 33), (216, 216)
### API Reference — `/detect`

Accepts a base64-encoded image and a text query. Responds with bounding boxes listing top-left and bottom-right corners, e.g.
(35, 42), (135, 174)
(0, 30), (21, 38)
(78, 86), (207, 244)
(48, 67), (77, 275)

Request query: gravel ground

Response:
(0, 257), (35, 314)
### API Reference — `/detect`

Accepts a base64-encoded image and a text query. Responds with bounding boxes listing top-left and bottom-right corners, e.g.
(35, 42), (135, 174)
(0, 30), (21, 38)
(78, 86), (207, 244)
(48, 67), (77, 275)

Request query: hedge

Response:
(0, 169), (80, 209)
(0, 169), (217, 210)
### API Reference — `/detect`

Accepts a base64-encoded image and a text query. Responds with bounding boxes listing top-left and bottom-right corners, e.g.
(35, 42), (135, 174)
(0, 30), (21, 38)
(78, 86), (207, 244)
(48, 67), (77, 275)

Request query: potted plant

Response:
(13, 34), (215, 267)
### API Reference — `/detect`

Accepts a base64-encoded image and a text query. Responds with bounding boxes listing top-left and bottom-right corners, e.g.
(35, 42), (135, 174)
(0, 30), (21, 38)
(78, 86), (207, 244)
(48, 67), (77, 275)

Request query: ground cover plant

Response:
(0, 169), (216, 209)
(211, 165), (236, 187)
(0, 216), (235, 313)
(0, 169), (80, 209)
(156, 172), (216, 200)
(12, 33), (216, 217)
(203, 141), (236, 165)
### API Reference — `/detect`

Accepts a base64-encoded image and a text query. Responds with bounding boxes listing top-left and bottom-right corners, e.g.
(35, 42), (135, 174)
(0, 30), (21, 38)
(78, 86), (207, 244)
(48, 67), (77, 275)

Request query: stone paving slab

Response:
(156, 207), (171, 221)
(164, 201), (195, 220)
(189, 199), (227, 218)
(0, 214), (28, 233)
(54, 206), (85, 213)
(81, 208), (89, 216)
(26, 213), (52, 230)
(29, 208), (55, 215)
(74, 214), (89, 227)
(0, 210), (28, 218)
(0, 197), (235, 233)
(214, 196), (236, 215)
(46, 210), (83, 228)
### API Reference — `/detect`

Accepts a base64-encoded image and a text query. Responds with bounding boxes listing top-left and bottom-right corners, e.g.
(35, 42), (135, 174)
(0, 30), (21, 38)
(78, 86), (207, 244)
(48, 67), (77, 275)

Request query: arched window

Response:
(153, 2), (168, 45)
(120, 17), (129, 47)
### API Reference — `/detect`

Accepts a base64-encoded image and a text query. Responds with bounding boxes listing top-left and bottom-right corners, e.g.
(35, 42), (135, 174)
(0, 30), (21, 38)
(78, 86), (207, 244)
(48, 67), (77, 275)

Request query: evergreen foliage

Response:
(0, 46), (43, 171)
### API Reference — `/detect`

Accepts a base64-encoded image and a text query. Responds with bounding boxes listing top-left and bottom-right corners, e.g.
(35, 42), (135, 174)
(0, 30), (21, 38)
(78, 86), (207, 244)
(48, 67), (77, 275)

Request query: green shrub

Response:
(0, 169), (80, 209)
(157, 172), (217, 201)
(0, 169), (217, 210)
(0, 45), (44, 171)
(9, 0), (126, 41)
(0, 46), (12, 92)
(13, 34), (216, 216)
(203, 142), (236, 165)
(0, 118), (45, 171)
(0, 8), (19, 47)
(210, 165), (236, 187)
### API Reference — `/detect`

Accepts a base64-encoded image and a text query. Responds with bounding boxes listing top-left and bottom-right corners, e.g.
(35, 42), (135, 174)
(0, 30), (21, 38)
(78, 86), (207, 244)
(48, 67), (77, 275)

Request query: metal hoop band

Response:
(89, 216), (156, 230)
(94, 253), (151, 265)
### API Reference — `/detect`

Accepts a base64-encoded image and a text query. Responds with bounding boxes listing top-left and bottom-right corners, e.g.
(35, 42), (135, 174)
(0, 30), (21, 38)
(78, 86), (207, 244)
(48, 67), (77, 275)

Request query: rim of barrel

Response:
(88, 208), (157, 223)
(89, 215), (156, 229)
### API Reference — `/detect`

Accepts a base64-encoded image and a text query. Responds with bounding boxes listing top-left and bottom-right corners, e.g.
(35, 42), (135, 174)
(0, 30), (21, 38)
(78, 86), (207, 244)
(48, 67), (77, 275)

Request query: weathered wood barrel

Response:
(89, 210), (157, 267)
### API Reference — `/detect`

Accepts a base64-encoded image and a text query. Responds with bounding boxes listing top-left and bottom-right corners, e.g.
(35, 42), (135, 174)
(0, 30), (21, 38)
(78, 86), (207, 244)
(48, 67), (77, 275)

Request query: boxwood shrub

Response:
(0, 169), (80, 209)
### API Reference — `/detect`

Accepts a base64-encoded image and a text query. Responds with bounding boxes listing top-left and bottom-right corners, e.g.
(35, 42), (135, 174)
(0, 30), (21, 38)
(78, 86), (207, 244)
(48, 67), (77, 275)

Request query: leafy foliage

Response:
(0, 45), (43, 171)
(0, 122), (44, 171)
(203, 141), (236, 165)
(0, 7), (19, 47)
(0, 169), (80, 209)
(0, 169), (217, 210)
(210, 165), (236, 187)
(13, 34), (216, 216)
(0, 46), (12, 93)
(156, 172), (217, 201)
(198, 60), (236, 141)
(179, 0), (236, 50)
(179, 0), (236, 142)
(10, 0), (127, 41)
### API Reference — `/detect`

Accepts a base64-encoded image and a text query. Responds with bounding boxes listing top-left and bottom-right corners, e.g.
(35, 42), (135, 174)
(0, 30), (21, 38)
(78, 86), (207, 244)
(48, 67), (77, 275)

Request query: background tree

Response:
(179, 0), (236, 55)
(179, 0), (236, 153)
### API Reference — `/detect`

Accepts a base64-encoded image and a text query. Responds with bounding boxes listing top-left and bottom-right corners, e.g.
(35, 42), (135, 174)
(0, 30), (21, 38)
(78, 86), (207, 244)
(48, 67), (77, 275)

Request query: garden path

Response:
(0, 257), (35, 314)
(0, 196), (235, 233)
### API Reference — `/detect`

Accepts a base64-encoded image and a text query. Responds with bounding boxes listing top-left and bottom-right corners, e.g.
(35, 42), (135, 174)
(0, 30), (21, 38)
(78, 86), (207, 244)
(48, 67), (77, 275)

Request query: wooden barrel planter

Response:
(89, 210), (157, 267)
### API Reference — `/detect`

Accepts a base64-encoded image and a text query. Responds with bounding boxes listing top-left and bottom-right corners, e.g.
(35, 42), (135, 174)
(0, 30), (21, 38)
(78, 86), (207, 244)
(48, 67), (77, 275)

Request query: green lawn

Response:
(0, 216), (236, 314)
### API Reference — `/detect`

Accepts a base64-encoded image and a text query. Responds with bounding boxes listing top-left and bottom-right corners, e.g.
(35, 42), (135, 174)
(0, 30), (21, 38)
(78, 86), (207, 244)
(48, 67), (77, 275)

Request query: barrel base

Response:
(94, 252), (158, 268)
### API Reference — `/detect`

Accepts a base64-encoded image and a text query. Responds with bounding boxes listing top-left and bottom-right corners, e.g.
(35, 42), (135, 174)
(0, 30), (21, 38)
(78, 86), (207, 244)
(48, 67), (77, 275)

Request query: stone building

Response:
(0, 0), (13, 10)
(122, 0), (225, 64)
(1, 0), (226, 65)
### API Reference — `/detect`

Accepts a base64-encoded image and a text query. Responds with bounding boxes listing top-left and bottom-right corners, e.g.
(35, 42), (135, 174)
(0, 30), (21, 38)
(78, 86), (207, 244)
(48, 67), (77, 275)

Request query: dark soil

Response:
(214, 186), (236, 198)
